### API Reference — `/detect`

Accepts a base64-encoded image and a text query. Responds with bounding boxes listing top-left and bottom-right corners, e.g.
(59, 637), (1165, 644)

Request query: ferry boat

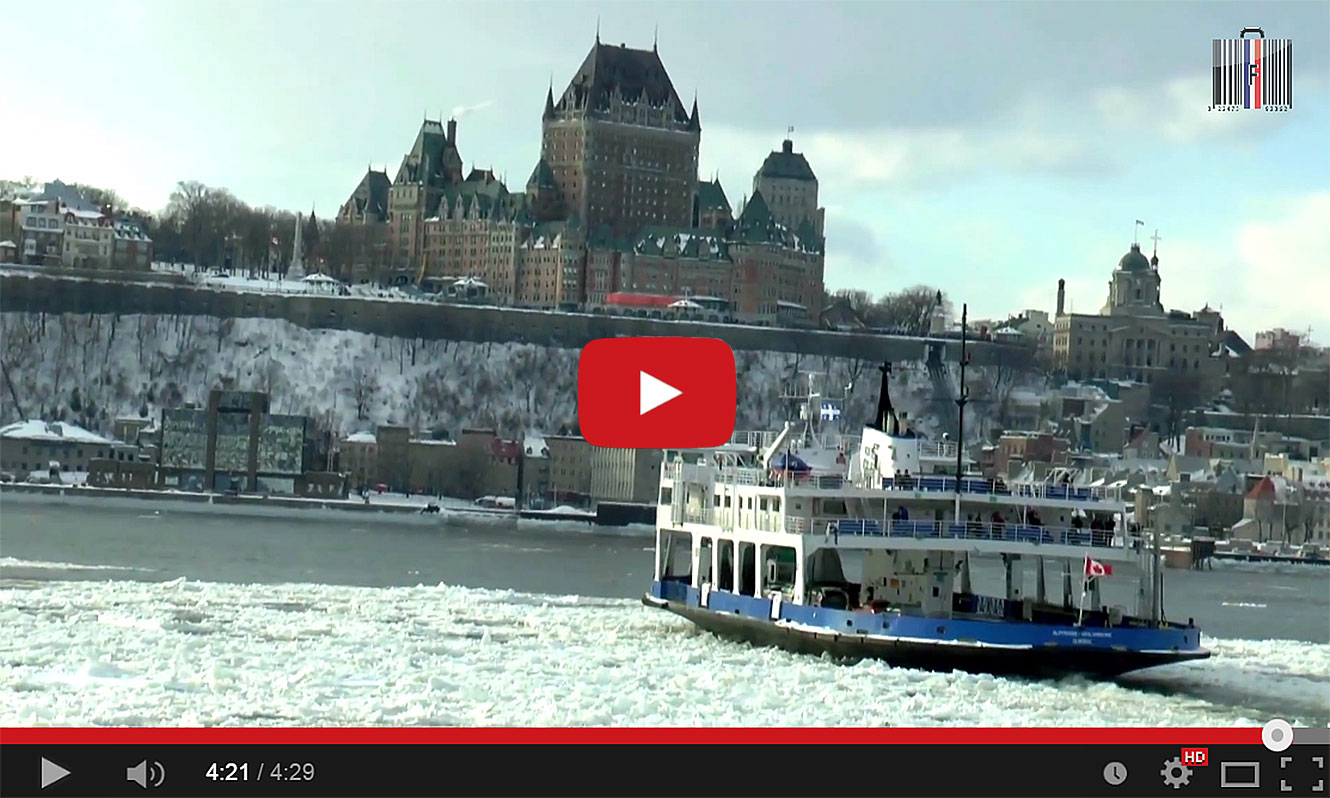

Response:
(643, 308), (1210, 678)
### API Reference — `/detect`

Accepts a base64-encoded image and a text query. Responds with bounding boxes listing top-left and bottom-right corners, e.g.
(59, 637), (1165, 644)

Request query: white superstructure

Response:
(654, 367), (1165, 627)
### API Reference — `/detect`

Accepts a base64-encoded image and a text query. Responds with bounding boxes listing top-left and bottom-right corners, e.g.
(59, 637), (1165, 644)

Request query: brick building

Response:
(9, 185), (152, 270)
(0, 419), (116, 476)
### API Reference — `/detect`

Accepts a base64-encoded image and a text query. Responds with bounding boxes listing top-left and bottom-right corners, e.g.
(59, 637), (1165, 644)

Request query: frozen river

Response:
(2, 493), (1327, 726)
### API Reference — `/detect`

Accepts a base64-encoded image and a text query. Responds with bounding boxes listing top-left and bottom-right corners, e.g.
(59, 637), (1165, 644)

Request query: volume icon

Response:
(126, 760), (165, 789)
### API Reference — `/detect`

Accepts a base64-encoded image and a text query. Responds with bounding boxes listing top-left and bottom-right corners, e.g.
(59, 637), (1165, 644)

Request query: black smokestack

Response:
(1056, 278), (1066, 316)
(873, 362), (899, 435)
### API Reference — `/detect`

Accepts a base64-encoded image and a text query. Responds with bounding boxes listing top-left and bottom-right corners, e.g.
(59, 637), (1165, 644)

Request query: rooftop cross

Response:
(1150, 229), (1162, 255)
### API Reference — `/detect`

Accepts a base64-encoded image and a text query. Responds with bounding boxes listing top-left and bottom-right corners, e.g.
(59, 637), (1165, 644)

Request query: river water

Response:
(2, 492), (1327, 727)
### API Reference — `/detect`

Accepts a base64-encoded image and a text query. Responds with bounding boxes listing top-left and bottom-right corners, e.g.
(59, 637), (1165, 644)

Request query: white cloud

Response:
(1169, 193), (1330, 342)
(1092, 76), (1297, 144)
(1021, 193), (1330, 344)
(701, 115), (1094, 195)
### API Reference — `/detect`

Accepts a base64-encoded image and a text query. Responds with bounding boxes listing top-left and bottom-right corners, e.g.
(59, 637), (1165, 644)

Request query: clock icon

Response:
(1104, 762), (1128, 786)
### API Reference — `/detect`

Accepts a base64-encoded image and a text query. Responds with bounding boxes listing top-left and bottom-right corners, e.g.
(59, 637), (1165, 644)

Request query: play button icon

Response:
(578, 336), (736, 448)
(41, 758), (71, 789)
(640, 371), (682, 415)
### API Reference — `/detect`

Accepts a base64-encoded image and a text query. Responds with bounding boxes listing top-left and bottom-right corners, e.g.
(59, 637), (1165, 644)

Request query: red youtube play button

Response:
(578, 337), (736, 449)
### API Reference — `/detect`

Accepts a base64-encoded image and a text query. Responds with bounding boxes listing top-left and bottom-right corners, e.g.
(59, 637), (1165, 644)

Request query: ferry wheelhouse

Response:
(643, 316), (1210, 678)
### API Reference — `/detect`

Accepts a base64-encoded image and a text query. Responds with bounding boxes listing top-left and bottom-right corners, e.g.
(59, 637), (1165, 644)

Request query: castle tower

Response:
(752, 133), (824, 238)
(386, 117), (465, 269)
(541, 38), (700, 237)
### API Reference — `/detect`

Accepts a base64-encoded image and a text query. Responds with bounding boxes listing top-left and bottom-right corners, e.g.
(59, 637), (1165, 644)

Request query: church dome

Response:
(1118, 243), (1151, 272)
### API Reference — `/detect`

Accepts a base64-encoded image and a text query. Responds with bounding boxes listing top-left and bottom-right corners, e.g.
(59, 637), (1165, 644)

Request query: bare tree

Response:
(873, 285), (949, 334)
(351, 362), (379, 420)
(1152, 370), (1203, 447)
(72, 184), (128, 214)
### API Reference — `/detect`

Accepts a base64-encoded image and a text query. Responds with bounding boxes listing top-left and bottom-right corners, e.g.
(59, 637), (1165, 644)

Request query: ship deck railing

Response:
(785, 517), (1125, 548)
(729, 430), (867, 454)
(667, 462), (1121, 503)
(879, 475), (1121, 502)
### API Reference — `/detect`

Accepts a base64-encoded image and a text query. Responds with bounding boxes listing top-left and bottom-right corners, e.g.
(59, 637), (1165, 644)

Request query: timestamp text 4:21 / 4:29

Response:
(205, 762), (315, 781)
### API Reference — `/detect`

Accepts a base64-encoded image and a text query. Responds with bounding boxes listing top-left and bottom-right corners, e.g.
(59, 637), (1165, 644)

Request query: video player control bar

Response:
(4, 741), (1326, 797)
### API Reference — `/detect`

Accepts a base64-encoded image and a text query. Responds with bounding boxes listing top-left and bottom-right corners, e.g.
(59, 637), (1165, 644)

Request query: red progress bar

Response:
(1, 727), (1263, 745)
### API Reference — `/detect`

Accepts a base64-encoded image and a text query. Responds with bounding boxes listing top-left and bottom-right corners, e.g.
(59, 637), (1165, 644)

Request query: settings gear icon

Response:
(1161, 756), (1193, 789)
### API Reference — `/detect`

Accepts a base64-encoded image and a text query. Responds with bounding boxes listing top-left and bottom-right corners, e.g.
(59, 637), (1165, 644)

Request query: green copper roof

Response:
(1118, 243), (1151, 272)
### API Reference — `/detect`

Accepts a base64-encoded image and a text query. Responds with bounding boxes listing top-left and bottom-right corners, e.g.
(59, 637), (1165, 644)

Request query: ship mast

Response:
(954, 303), (970, 521)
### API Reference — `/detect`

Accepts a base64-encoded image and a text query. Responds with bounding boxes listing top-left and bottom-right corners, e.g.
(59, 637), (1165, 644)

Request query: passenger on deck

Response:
(1072, 514), (1084, 529)
(1089, 516), (1109, 546)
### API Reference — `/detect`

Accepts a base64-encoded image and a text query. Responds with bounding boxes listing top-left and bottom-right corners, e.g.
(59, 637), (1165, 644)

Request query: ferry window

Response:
(724, 495), (731, 507)
(713, 494), (720, 507)
(659, 487), (672, 503)
(759, 497), (768, 511)
(821, 499), (847, 515)
(747, 497), (753, 509)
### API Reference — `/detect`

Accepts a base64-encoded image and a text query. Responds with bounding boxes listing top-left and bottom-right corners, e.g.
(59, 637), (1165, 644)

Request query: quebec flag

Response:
(820, 401), (841, 421)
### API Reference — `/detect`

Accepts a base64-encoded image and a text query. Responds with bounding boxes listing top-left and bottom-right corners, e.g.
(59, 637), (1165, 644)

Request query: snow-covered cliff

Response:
(0, 313), (1044, 442)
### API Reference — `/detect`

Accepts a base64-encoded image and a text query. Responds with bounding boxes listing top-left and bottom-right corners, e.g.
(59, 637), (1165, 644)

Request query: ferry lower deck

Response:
(646, 509), (1210, 677)
(644, 579), (1209, 678)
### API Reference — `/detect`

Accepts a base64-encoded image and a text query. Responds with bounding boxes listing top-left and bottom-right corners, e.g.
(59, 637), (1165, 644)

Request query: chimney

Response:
(447, 118), (457, 143)
(782, 139), (793, 154)
(1056, 278), (1066, 316)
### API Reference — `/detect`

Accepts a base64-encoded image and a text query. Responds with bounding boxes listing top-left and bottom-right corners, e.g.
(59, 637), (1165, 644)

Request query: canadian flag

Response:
(1084, 557), (1113, 577)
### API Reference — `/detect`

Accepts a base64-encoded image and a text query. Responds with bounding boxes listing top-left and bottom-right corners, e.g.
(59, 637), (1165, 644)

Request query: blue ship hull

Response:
(645, 580), (1209, 679)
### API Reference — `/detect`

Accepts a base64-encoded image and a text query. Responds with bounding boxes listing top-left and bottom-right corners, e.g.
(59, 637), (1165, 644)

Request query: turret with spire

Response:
(688, 92), (700, 132)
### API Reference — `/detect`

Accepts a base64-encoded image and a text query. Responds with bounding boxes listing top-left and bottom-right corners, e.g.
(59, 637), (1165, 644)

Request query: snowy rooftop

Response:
(524, 432), (549, 458)
(1, 419), (113, 445)
(344, 431), (376, 444)
(1008, 389), (1044, 405)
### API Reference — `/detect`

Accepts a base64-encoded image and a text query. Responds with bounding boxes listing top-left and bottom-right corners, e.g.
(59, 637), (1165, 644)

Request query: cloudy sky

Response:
(3, 0), (1327, 342)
